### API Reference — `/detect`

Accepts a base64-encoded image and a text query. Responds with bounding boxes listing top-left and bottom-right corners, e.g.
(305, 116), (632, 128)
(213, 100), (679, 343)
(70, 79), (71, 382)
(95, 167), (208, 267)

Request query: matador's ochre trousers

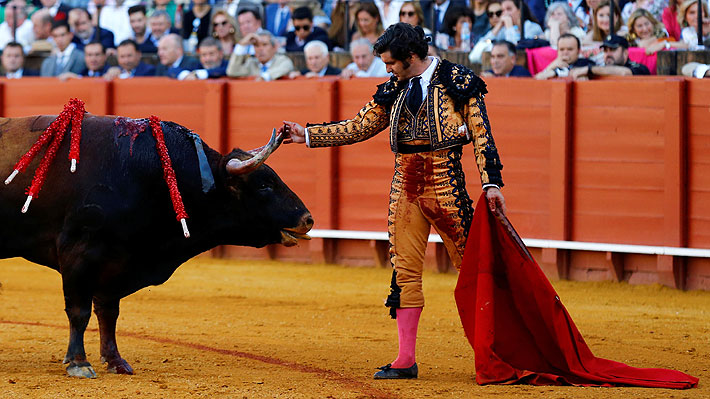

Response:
(385, 146), (474, 315)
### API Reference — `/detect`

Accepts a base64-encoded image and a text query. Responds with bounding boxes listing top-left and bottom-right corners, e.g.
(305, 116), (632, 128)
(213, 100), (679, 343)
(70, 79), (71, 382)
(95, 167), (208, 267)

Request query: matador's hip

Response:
(385, 146), (474, 315)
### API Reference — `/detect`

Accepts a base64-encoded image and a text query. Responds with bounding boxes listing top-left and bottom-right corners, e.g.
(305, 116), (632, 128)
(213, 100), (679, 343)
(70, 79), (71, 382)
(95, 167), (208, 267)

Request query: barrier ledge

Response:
(308, 229), (710, 258)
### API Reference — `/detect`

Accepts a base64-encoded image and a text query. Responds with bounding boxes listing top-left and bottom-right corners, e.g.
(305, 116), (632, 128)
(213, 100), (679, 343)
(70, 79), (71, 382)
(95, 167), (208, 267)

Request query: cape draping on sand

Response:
(454, 192), (699, 388)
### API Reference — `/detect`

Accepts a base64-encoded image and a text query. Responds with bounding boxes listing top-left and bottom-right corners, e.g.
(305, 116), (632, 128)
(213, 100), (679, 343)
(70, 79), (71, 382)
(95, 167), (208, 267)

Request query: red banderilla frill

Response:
(4, 98), (86, 213)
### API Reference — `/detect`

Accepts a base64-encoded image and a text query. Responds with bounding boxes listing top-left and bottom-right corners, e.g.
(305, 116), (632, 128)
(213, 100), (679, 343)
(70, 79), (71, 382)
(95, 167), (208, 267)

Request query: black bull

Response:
(0, 114), (313, 378)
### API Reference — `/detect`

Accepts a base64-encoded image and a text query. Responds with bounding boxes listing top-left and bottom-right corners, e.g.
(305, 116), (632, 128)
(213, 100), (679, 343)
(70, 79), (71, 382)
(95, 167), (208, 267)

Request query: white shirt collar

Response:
(57, 43), (76, 59)
(6, 68), (22, 78)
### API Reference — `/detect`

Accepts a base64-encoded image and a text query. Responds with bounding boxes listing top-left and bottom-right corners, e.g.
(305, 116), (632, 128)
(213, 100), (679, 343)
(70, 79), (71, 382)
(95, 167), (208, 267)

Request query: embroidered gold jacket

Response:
(307, 59), (503, 187)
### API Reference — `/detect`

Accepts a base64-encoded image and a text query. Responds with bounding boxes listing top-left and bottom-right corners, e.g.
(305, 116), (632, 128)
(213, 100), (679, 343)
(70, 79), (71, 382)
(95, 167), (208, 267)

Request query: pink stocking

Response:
(391, 307), (422, 368)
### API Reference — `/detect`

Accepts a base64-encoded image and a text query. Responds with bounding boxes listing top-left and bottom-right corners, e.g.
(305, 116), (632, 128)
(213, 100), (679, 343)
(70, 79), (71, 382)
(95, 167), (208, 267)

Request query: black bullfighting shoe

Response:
(373, 363), (418, 379)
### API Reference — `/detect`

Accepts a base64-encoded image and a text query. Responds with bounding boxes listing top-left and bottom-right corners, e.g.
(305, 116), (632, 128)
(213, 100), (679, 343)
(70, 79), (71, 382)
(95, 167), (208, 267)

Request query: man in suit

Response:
(288, 40), (340, 78)
(284, 6), (330, 52)
(234, 8), (263, 56)
(265, 0), (291, 38)
(104, 39), (156, 79)
(146, 10), (176, 51)
(68, 8), (116, 52)
(227, 30), (294, 81)
(58, 42), (112, 80)
(178, 37), (228, 80)
(155, 33), (200, 77)
(0, 0), (34, 53)
(481, 40), (531, 77)
(129, 5), (157, 54)
(1, 42), (38, 78)
(40, 20), (86, 77)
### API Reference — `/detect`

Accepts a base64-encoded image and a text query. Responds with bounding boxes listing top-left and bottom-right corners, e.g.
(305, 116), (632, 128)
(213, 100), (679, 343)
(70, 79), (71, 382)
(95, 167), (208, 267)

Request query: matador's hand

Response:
(280, 121), (306, 144)
(486, 187), (506, 215)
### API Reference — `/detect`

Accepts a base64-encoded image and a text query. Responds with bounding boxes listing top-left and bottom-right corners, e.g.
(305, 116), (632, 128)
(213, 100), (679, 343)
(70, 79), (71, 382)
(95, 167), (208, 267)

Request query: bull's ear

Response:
(225, 128), (283, 175)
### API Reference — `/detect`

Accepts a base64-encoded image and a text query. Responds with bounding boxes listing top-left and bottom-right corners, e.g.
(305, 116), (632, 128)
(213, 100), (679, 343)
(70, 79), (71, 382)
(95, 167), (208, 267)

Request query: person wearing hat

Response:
(570, 34), (650, 79)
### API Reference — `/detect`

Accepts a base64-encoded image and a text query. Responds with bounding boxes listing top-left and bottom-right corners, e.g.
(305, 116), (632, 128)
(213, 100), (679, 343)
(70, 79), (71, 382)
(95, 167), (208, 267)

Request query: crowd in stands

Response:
(0, 0), (707, 81)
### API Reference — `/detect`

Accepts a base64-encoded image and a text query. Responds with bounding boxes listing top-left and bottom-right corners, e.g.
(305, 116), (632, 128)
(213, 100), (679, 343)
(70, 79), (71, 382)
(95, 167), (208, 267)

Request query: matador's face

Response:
(380, 50), (414, 82)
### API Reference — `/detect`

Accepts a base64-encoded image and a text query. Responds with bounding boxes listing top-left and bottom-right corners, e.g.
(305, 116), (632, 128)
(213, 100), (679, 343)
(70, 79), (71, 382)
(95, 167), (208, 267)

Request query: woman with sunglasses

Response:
(211, 9), (238, 56)
(399, 1), (431, 34)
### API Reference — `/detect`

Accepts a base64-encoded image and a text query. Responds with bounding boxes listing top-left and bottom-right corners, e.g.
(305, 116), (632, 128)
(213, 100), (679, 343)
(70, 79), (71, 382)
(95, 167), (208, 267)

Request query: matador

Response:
(282, 23), (506, 380)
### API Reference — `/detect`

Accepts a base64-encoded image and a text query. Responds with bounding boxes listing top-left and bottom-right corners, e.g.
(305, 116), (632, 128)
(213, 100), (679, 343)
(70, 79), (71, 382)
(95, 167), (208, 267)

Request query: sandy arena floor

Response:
(0, 257), (707, 398)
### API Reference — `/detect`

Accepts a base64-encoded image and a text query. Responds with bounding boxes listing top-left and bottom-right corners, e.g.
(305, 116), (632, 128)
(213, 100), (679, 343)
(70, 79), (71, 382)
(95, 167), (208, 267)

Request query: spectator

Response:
(30, 9), (54, 53)
(146, 10), (174, 51)
(543, 2), (586, 47)
(474, 0), (543, 46)
(352, 2), (384, 44)
(471, 0), (491, 42)
(0, 1), (34, 53)
(128, 5), (156, 53)
(662, 0), (683, 40)
(285, 7), (331, 52)
(80, 41), (110, 77)
(227, 30), (294, 80)
(234, 8), (262, 55)
(181, 0), (213, 48)
(427, 0), (468, 33)
(104, 39), (156, 79)
(583, 0), (627, 47)
(289, 39), (341, 78)
(398, 1), (431, 35)
(41, 21), (86, 77)
(178, 37), (228, 80)
(534, 33), (593, 79)
(571, 34), (650, 79)
(38, 0), (72, 23)
(69, 8), (116, 52)
(569, 0), (592, 30)
(678, 0), (710, 49)
(155, 33), (201, 77)
(440, 6), (475, 50)
(327, 0), (359, 49)
(150, 0), (179, 26)
(92, 0), (132, 47)
(211, 9), (238, 56)
(58, 41), (111, 80)
(621, 0), (666, 25)
(265, 0), (291, 38)
(375, 0), (405, 29)
(1, 42), (38, 78)
(339, 38), (388, 78)
(481, 39), (531, 77)
(627, 8), (687, 52)
(681, 61), (710, 78)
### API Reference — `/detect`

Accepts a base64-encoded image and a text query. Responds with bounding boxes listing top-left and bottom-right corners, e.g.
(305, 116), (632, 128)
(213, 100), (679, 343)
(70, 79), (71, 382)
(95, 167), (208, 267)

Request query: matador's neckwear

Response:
(306, 59), (504, 317)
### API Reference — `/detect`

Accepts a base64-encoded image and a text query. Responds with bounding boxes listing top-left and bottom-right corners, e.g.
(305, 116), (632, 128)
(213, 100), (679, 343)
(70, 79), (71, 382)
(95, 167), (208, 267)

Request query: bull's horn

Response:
(226, 128), (284, 175)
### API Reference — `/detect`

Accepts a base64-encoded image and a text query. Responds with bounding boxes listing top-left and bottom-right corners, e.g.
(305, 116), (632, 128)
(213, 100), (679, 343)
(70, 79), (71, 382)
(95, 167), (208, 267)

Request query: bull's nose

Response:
(301, 213), (314, 231)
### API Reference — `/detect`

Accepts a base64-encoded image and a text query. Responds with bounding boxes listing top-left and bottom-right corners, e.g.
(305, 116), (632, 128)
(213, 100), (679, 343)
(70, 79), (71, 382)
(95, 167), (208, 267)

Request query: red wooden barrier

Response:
(0, 76), (707, 290)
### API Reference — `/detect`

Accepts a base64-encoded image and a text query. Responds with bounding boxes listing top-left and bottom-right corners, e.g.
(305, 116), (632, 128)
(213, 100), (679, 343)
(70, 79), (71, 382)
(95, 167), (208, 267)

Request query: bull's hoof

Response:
(66, 362), (97, 378)
(105, 358), (134, 375)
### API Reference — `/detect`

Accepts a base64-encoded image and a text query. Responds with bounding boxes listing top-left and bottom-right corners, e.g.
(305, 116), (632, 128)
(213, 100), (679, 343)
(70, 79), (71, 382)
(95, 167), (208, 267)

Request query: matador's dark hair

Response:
(373, 22), (428, 62)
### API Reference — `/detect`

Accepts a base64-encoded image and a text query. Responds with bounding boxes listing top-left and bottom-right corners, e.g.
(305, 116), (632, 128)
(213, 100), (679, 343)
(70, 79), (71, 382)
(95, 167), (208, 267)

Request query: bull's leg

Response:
(94, 298), (133, 374)
(62, 287), (97, 378)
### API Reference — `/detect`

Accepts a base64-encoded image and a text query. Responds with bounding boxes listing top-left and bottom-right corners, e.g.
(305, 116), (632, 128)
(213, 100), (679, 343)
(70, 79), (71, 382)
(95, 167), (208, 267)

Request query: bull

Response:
(0, 114), (313, 378)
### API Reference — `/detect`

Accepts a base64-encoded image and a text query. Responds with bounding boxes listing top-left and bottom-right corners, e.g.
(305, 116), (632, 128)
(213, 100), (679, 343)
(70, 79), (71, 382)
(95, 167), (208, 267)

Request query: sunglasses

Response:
(294, 24), (311, 31)
(487, 10), (503, 18)
(213, 20), (229, 27)
(399, 11), (415, 17)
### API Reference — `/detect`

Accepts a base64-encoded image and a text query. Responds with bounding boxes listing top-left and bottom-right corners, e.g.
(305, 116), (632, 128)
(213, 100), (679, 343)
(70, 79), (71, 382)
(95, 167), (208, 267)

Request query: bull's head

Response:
(223, 129), (313, 247)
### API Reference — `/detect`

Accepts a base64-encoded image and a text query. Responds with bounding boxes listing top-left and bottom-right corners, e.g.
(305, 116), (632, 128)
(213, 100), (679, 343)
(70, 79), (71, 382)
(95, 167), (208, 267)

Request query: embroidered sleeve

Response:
(306, 100), (390, 148)
(465, 94), (504, 187)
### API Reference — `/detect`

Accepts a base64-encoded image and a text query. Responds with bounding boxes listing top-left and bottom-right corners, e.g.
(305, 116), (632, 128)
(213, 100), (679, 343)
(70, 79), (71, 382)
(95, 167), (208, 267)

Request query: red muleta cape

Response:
(454, 192), (698, 388)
